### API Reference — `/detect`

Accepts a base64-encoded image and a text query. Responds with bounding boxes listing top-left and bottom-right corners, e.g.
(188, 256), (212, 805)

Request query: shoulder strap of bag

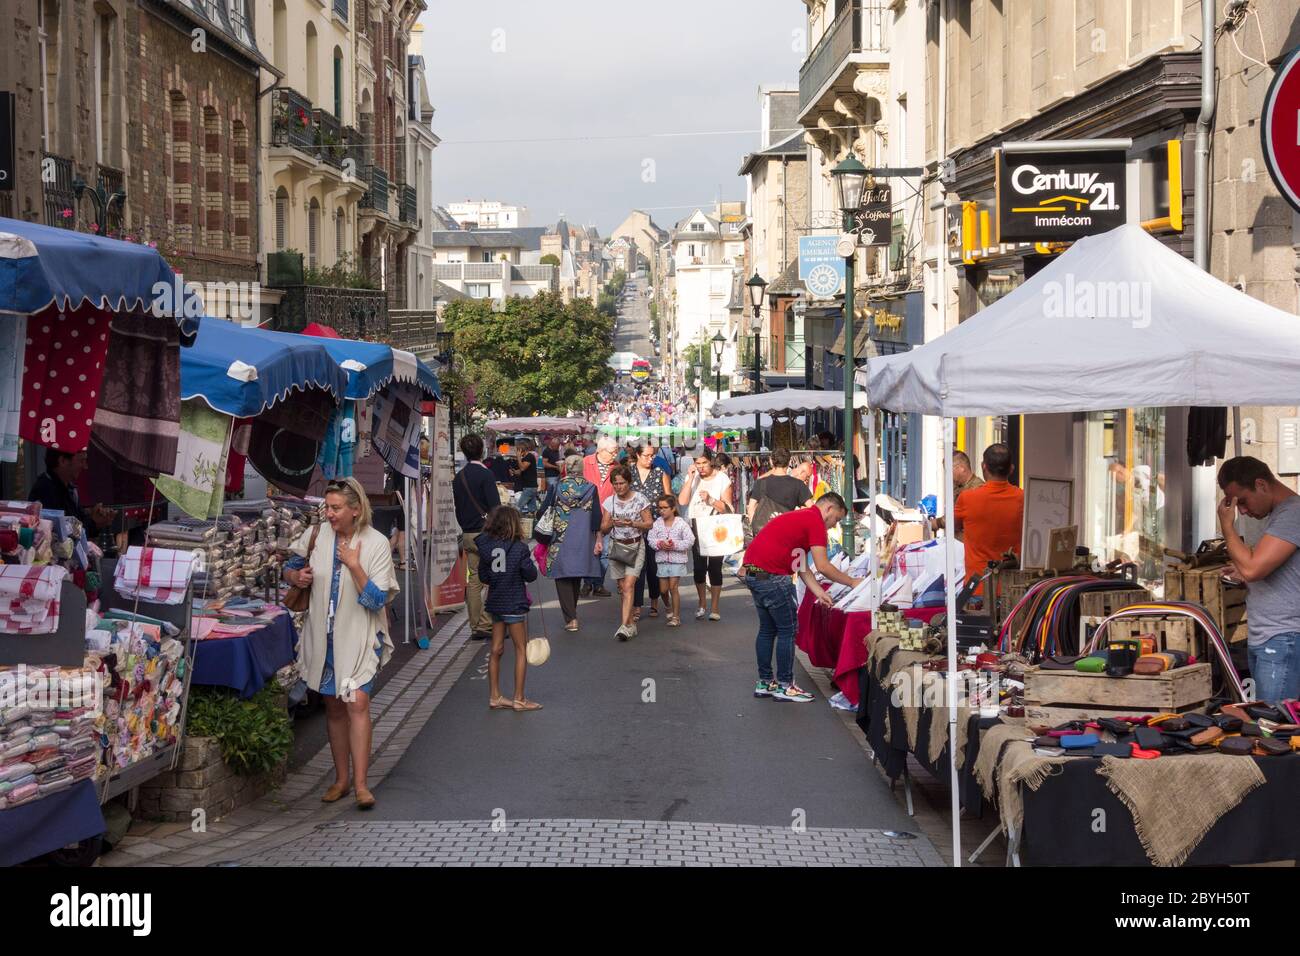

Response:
(305, 523), (321, 559)
(458, 465), (489, 518)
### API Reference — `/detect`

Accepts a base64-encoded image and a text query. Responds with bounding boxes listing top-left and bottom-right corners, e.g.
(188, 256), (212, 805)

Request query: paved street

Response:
(613, 274), (653, 359)
(98, 576), (944, 867)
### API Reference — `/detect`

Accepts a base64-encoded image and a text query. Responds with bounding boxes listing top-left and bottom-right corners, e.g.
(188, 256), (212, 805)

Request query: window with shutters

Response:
(275, 186), (288, 250)
(335, 208), (345, 260)
(308, 198), (320, 268)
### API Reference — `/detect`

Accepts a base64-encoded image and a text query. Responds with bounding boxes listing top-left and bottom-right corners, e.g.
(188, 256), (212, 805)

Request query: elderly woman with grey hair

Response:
(537, 454), (603, 630)
(580, 434), (621, 597)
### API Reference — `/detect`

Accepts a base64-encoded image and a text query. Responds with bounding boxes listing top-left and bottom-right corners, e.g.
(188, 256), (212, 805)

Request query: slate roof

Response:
(427, 227), (548, 250)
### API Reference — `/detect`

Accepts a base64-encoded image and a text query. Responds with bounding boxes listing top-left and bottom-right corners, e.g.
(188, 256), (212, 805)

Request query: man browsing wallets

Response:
(740, 493), (863, 703)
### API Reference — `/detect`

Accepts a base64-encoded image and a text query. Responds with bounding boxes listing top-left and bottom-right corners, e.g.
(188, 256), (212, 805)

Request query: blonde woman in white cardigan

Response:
(283, 477), (399, 810)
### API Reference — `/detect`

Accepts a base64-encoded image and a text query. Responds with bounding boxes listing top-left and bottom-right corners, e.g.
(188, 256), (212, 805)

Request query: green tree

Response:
(445, 292), (615, 416)
(540, 253), (561, 266)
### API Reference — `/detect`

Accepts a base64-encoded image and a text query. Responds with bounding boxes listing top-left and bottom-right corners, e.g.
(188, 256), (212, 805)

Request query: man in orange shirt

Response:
(953, 444), (1023, 586)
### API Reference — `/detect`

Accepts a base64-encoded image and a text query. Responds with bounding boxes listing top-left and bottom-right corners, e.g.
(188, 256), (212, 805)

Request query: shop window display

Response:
(1085, 408), (1166, 586)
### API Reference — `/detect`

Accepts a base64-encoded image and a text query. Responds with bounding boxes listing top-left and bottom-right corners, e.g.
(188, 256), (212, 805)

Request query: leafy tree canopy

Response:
(445, 292), (615, 417)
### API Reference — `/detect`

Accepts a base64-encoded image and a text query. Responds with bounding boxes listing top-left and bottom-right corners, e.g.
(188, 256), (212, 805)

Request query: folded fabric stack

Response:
(191, 596), (287, 640)
(0, 664), (103, 810)
(0, 501), (54, 566)
(114, 546), (196, 606)
(0, 564), (68, 634)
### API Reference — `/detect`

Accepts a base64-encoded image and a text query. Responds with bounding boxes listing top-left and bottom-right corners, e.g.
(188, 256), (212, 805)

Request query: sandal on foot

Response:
(321, 782), (351, 803)
(709, 612), (721, 622)
(512, 699), (543, 712)
(667, 616), (681, 627)
(355, 788), (376, 810)
(564, 621), (579, 632)
(648, 606), (659, 617)
(490, 696), (514, 710)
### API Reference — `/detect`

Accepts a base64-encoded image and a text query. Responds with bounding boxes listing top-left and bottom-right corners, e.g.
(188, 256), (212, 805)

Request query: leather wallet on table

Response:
(1217, 735), (1255, 756)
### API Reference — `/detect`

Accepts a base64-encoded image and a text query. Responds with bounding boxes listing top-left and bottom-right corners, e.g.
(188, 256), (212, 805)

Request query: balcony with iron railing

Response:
(799, 0), (890, 116)
(397, 182), (418, 224)
(43, 153), (76, 229)
(358, 165), (388, 211)
(271, 87), (315, 153)
(96, 163), (126, 234)
(313, 108), (344, 168)
(343, 126), (365, 171)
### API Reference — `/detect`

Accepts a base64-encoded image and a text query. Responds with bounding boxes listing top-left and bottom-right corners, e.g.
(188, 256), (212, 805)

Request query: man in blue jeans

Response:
(740, 493), (863, 702)
(1217, 456), (1300, 701)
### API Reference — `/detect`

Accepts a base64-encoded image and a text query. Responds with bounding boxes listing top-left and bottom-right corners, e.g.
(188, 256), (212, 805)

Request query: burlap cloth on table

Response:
(973, 721), (1072, 837)
(1096, 753), (1265, 867)
(867, 632), (974, 767)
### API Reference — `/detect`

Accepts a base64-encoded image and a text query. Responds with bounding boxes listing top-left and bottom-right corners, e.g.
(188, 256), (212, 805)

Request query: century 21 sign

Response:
(996, 149), (1126, 242)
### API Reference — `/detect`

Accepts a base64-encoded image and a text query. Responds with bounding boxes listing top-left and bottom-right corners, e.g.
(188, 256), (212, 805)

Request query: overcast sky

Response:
(417, 0), (806, 235)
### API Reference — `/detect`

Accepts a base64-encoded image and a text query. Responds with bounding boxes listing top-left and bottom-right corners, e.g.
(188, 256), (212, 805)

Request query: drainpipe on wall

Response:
(1191, 0), (1223, 546)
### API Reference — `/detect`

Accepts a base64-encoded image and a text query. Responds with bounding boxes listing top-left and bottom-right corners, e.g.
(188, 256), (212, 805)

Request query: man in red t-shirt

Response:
(740, 493), (863, 703)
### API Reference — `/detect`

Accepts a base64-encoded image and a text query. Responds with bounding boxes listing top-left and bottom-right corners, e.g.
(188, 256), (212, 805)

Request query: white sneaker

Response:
(695, 607), (706, 621)
(616, 625), (630, 642)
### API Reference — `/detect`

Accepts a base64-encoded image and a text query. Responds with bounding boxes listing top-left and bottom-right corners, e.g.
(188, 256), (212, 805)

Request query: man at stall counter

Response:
(953, 451), (984, 501)
(1216, 456), (1300, 701)
(740, 493), (863, 703)
(953, 444), (1023, 588)
(29, 449), (113, 538)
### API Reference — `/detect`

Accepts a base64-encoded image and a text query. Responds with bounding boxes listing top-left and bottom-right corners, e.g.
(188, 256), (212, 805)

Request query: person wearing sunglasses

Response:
(647, 493), (694, 626)
(283, 477), (398, 808)
(630, 443), (672, 622)
(599, 465), (653, 640)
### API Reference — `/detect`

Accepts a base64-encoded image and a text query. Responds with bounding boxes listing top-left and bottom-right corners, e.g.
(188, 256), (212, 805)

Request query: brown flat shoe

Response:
(355, 788), (376, 810)
(321, 782), (351, 803)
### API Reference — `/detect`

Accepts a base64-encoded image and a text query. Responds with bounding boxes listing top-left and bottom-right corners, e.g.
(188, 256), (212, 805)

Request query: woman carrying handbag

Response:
(600, 464), (653, 641)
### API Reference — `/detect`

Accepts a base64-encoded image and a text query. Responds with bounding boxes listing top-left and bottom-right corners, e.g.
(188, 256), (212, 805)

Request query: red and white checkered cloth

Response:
(114, 546), (196, 606)
(0, 565), (67, 634)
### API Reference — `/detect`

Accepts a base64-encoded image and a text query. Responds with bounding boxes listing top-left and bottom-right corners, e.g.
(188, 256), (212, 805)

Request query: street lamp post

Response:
(711, 331), (726, 409)
(831, 156), (870, 556)
(746, 272), (768, 446)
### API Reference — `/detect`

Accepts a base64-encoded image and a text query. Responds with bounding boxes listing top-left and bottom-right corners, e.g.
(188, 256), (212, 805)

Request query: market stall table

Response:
(796, 592), (943, 708)
(190, 613), (298, 699)
(0, 779), (105, 866)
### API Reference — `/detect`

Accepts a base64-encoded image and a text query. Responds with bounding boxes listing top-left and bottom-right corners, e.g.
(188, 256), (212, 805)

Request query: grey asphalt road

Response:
(368, 575), (912, 832)
(613, 274), (653, 360)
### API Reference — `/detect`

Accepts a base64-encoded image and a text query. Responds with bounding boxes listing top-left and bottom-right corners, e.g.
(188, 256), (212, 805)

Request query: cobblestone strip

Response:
(98, 613), (482, 867)
(227, 819), (946, 867)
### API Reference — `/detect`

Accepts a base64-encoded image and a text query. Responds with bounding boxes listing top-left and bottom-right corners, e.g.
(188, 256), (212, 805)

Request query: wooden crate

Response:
(1105, 616), (1202, 657)
(1025, 701), (1209, 726)
(1077, 587), (1151, 619)
(992, 569), (1052, 630)
(1165, 565), (1248, 643)
(1023, 662), (1213, 721)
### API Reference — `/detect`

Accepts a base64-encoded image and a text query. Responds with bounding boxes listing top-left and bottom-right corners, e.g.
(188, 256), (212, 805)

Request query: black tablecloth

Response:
(1020, 752), (1300, 866)
(854, 657), (990, 815)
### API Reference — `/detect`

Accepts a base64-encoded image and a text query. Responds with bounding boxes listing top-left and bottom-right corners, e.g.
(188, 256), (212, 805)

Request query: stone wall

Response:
(135, 736), (286, 823)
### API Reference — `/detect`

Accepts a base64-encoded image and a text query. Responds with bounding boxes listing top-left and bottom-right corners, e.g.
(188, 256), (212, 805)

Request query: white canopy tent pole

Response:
(942, 419), (961, 866)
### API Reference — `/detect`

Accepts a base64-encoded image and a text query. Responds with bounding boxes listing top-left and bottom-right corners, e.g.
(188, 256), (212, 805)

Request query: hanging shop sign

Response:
(996, 148), (1127, 241)
(846, 183), (892, 246)
(798, 235), (846, 298)
(0, 93), (13, 192)
(1263, 44), (1300, 214)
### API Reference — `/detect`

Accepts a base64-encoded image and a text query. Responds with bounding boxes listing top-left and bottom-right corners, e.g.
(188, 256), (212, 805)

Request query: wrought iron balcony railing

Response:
(798, 0), (889, 114)
(43, 153), (76, 229)
(359, 165), (388, 211)
(271, 87), (315, 153)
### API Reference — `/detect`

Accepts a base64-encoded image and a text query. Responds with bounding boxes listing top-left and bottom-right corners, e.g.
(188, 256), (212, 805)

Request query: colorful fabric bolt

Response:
(114, 546), (195, 605)
(0, 564), (67, 634)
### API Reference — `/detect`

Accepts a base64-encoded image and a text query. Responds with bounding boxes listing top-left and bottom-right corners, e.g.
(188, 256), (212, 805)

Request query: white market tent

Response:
(710, 386), (868, 417)
(865, 224), (1288, 867)
(702, 413), (776, 430)
(867, 223), (1300, 416)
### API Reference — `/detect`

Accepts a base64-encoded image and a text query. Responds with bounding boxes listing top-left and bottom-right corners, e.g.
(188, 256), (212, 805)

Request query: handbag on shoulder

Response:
(609, 535), (643, 565)
(283, 524), (321, 613)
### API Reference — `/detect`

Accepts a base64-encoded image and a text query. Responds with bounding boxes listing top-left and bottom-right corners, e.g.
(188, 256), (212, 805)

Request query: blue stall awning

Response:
(288, 333), (441, 401)
(180, 318), (351, 418)
(0, 217), (202, 340)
